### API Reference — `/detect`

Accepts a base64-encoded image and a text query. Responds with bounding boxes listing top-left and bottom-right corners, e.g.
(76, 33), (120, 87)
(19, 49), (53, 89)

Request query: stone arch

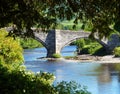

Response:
(33, 30), (56, 57)
(6, 27), (112, 58)
(33, 30), (110, 58)
(60, 37), (108, 55)
(64, 37), (88, 47)
(60, 37), (87, 52)
(34, 35), (48, 52)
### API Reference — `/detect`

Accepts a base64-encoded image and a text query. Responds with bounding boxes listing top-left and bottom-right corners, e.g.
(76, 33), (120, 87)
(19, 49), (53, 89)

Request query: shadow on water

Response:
(24, 46), (120, 94)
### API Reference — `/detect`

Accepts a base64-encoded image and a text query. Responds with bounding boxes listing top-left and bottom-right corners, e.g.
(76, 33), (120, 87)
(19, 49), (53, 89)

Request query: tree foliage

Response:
(0, 29), (24, 64)
(0, 63), (57, 94)
(20, 38), (43, 49)
(42, 0), (120, 38)
(0, 0), (56, 36)
(113, 47), (120, 57)
(0, 0), (120, 38)
(55, 81), (91, 94)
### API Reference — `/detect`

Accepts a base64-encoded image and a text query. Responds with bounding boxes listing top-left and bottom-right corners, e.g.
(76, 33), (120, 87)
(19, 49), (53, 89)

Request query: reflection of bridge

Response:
(34, 30), (110, 57)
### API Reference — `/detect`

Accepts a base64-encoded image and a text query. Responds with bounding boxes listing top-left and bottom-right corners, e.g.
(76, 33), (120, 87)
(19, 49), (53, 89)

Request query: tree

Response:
(41, 0), (120, 38)
(0, 0), (56, 36)
(0, 0), (120, 38)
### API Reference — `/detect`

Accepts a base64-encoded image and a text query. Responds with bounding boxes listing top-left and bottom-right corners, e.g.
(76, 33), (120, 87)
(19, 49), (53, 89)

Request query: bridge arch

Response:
(5, 27), (113, 58)
(60, 37), (88, 53)
(33, 30), (109, 58)
(34, 35), (48, 51)
(63, 37), (88, 48)
(33, 30), (57, 57)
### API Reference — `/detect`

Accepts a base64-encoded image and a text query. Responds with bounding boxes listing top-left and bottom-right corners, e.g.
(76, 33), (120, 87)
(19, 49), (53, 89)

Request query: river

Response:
(24, 46), (120, 94)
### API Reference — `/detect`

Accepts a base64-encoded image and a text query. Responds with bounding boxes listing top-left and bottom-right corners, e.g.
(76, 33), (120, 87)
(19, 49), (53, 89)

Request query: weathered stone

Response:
(33, 30), (120, 57)
(6, 27), (120, 57)
(34, 30), (90, 57)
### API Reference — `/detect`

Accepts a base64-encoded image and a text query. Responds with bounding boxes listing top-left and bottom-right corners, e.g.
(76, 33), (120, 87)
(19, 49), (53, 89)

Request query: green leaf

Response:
(114, 21), (120, 32)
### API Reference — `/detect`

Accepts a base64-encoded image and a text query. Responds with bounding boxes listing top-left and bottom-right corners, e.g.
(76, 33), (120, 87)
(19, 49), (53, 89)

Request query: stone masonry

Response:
(5, 27), (120, 57)
(34, 30), (110, 57)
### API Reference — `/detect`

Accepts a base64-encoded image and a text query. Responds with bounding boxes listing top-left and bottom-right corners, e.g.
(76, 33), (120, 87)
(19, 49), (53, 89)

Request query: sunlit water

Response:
(24, 46), (120, 94)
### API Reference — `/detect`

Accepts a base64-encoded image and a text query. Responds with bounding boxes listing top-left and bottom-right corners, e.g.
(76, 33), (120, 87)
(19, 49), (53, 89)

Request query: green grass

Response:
(56, 20), (83, 31)
(56, 19), (93, 32)
(52, 53), (61, 58)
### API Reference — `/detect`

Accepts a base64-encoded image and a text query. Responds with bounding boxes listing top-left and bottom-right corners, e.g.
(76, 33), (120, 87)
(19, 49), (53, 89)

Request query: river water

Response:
(24, 46), (120, 94)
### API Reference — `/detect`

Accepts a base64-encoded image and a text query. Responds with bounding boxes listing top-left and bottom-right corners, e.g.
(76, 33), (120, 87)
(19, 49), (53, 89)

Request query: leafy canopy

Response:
(42, 0), (120, 38)
(0, 0), (120, 38)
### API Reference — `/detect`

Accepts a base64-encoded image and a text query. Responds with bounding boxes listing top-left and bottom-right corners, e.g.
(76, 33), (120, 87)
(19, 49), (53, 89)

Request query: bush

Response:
(93, 47), (108, 56)
(74, 39), (85, 53)
(80, 47), (89, 54)
(75, 38), (103, 55)
(114, 47), (120, 57)
(0, 63), (57, 94)
(0, 29), (24, 64)
(54, 81), (91, 94)
(79, 43), (102, 55)
(52, 53), (61, 58)
(88, 43), (102, 54)
(20, 38), (43, 49)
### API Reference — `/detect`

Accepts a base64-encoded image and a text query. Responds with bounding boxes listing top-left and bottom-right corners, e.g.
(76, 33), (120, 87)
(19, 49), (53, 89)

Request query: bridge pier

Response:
(46, 48), (61, 57)
(6, 27), (119, 58)
(34, 30), (90, 57)
(46, 30), (62, 57)
(34, 30), (120, 58)
(34, 29), (109, 58)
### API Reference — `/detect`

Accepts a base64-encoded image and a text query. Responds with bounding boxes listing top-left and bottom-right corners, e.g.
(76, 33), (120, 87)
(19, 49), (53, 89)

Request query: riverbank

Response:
(38, 54), (120, 63)
(64, 54), (120, 63)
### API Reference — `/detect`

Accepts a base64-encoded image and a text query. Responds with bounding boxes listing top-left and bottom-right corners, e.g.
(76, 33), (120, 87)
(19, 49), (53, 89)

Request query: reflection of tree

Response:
(114, 63), (120, 82)
(98, 64), (111, 83)
(97, 64), (111, 94)
(97, 63), (120, 83)
(97, 63), (120, 94)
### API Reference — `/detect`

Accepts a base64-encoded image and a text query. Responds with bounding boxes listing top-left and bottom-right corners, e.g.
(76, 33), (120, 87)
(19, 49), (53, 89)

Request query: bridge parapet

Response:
(5, 27), (118, 57)
(34, 29), (91, 57)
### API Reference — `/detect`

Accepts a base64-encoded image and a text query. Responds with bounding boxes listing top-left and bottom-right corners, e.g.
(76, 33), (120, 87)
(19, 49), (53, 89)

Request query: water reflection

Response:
(98, 64), (111, 83)
(24, 46), (120, 94)
(25, 61), (120, 94)
(97, 64), (120, 94)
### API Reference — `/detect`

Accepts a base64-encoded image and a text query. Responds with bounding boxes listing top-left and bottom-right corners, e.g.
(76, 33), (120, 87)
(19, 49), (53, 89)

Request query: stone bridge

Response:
(6, 27), (118, 57)
(33, 30), (109, 57)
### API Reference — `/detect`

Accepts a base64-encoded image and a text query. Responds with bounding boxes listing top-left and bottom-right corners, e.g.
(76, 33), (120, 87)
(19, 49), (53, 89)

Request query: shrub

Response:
(0, 63), (57, 94)
(20, 38), (43, 49)
(52, 53), (61, 58)
(54, 81), (91, 94)
(114, 47), (120, 57)
(93, 47), (108, 56)
(80, 43), (102, 55)
(0, 29), (24, 64)
(88, 43), (102, 54)
(75, 39), (85, 53)
(80, 47), (89, 54)
(73, 39), (101, 54)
